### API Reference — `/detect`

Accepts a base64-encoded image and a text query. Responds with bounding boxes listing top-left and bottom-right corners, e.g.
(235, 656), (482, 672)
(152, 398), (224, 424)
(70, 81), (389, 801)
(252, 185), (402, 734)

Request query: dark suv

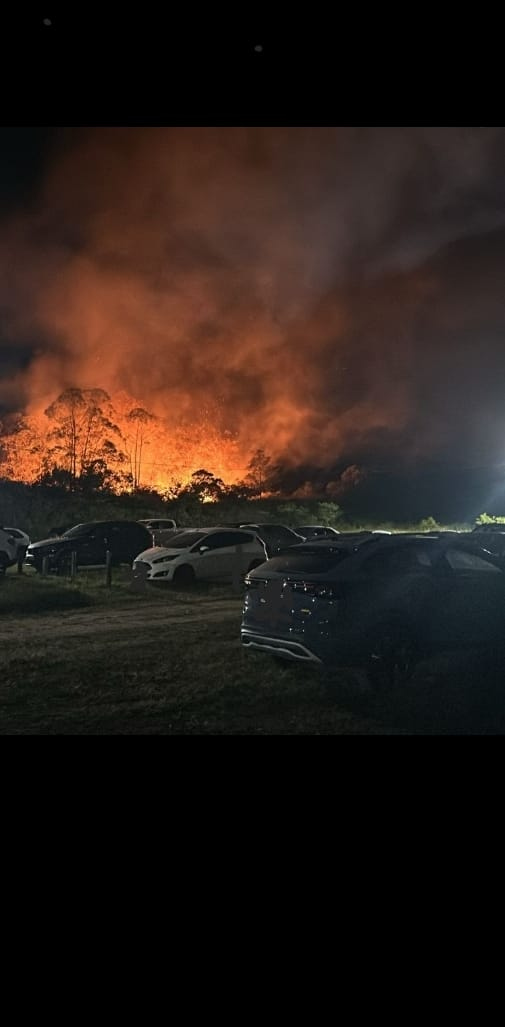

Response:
(26, 520), (152, 573)
(242, 534), (505, 685)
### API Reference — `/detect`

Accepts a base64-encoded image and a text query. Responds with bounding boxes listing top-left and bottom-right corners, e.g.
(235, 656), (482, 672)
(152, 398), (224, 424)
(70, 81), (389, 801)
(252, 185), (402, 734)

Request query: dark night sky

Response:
(2, 126), (505, 520)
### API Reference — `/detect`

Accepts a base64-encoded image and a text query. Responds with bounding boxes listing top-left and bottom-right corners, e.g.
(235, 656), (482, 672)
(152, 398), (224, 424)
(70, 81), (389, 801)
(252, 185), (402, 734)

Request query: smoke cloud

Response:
(2, 126), (505, 487)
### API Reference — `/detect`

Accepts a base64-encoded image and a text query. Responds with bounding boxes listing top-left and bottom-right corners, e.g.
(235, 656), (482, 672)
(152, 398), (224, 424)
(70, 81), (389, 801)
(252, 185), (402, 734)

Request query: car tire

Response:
(366, 620), (421, 689)
(173, 564), (195, 587)
(0, 554), (8, 577)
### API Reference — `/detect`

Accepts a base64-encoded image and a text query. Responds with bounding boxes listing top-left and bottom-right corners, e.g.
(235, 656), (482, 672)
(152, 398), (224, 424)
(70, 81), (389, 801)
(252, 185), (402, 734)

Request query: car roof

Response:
(277, 534), (502, 566)
(290, 534), (442, 551)
(180, 526), (257, 535)
(298, 524), (339, 530)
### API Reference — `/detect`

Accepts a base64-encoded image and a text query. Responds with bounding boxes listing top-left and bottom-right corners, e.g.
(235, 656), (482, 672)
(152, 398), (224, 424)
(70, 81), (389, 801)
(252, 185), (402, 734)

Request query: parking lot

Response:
(1, 569), (505, 733)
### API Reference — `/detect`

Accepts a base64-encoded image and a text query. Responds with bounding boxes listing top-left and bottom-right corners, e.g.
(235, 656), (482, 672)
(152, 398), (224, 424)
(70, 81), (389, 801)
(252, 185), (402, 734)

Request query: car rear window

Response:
(364, 545), (435, 575)
(263, 551), (352, 574)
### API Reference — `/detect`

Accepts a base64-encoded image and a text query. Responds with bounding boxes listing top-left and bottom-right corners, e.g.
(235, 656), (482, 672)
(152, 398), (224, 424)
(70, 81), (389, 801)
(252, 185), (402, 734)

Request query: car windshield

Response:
(163, 531), (208, 549)
(299, 526), (337, 535)
(62, 523), (96, 538)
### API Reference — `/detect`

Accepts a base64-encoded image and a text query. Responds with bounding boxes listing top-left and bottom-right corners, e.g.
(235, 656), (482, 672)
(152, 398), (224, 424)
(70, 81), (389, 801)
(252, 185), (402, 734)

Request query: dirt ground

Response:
(0, 596), (242, 643)
(2, 586), (505, 733)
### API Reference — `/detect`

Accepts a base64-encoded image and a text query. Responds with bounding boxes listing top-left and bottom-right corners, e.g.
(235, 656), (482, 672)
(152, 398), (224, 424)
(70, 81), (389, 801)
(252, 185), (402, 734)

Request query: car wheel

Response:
(366, 621), (421, 689)
(173, 564), (195, 587)
(0, 554), (7, 577)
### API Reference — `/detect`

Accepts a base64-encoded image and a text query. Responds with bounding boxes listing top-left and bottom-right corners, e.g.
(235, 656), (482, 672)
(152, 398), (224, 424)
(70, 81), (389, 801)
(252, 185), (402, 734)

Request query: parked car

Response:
(297, 525), (341, 539)
(241, 534), (505, 686)
(3, 527), (30, 564)
(48, 524), (75, 537)
(224, 523), (306, 556)
(25, 520), (152, 573)
(133, 527), (268, 585)
(304, 531), (375, 545)
(138, 518), (179, 546)
(0, 527), (18, 575)
(469, 531), (505, 557)
(472, 524), (505, 533)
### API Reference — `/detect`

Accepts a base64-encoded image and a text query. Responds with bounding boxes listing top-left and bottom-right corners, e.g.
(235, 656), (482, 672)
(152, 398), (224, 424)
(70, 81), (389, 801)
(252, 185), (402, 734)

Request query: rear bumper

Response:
(241, 629), (323, 665)
(241, 624), (366, 667)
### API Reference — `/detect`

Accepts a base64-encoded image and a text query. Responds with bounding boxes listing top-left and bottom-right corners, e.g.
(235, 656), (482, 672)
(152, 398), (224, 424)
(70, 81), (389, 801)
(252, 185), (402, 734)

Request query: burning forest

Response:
(2, 127), (505, 516)
(0, 386), (249, 494)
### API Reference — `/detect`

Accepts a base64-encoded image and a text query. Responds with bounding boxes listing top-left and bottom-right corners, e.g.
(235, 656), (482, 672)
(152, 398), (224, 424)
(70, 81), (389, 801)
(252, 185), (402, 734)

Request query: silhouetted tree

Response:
(184, 469), (226, 503)
(0, 413), (45, 482)
(221, 481), (257, 502)
(124, 407), (157, 490)
(245, 448), (273, 498)
(44, 388), (125, 490)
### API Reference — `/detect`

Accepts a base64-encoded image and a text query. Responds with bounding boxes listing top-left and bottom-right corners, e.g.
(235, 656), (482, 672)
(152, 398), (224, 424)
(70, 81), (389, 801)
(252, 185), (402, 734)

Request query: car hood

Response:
(28, 537), (70, 550)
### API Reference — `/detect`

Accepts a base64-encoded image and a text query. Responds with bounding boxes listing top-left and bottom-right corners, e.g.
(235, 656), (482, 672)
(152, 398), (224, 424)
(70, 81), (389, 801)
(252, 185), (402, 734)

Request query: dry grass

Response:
(1, 568), (504, 734)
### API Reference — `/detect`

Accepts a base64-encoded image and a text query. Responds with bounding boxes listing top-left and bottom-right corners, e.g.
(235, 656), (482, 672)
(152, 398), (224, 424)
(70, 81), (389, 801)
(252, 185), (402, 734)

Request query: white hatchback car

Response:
(133, 528), (268, 586)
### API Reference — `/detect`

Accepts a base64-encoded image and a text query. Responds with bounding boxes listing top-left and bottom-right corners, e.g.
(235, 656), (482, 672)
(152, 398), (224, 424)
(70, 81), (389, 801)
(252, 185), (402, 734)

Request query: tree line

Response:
(0, 387), (279, 499)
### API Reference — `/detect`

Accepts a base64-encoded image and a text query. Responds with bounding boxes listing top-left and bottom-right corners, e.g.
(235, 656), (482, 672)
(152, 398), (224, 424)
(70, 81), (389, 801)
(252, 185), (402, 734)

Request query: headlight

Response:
(152, 554), (177, 565)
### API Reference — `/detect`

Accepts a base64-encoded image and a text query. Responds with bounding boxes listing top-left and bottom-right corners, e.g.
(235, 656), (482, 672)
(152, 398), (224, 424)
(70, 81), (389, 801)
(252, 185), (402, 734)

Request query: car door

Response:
(352, 544), (435, 630)
(77, 526), (108, 565)
(193, 531), (250, 581)
(429, 547), (505, 648)
(113, 524), (151, 563)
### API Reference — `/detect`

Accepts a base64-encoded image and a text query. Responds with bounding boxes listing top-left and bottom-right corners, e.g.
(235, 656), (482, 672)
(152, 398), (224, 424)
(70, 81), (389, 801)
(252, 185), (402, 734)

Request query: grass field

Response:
(1, 566), (505, 734)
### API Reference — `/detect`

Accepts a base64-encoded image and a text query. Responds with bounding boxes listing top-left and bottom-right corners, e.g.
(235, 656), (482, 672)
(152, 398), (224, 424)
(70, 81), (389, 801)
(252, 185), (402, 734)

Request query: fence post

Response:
(105, 550), (112, 588)
(232, 544), (243, 595)
(129, 561), (147, 593)
(42, 556), (49, 577)
(70, 551), (77, 581)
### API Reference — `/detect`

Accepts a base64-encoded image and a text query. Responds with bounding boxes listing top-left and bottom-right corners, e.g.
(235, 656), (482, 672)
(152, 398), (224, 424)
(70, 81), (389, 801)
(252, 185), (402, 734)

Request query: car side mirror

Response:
(199, 545), (210, 553)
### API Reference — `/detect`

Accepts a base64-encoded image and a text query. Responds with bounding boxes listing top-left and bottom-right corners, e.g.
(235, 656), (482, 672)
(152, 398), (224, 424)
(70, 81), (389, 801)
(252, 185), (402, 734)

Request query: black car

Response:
(297, 525), (341, 539)
(469, 531), (505, 557)
(472, 524), (505, 533)
(242, 534), (505, 686)
(226, 523), (306, 557)
(26, 520), (152, 573)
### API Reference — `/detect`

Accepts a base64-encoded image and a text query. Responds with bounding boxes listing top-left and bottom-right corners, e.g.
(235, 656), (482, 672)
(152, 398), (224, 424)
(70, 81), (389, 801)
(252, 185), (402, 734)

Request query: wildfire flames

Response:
(3, 126), (450, 494)
(0, 389), (250, 493)
(0, 128), (364, 495)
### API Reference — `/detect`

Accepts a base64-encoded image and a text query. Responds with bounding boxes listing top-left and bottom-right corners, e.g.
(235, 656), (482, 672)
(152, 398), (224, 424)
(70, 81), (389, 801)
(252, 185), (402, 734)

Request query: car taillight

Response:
(245, 577), (267, 589)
